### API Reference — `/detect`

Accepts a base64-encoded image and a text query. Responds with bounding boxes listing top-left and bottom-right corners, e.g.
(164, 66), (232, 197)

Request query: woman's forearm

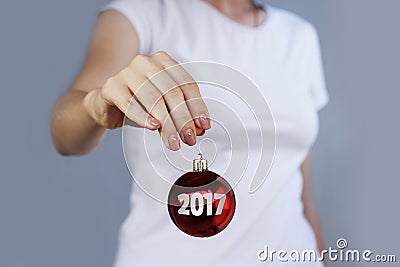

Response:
(301, 153), (325, 253)
(304, 203), (325, 253)
(51, 90), (106, 155)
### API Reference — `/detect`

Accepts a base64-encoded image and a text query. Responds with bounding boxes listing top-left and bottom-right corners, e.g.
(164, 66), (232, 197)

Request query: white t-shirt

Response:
(104, 0), (329, 266)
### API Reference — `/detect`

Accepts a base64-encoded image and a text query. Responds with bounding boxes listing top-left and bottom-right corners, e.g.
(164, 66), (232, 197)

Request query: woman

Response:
(51, 0), (328, 266)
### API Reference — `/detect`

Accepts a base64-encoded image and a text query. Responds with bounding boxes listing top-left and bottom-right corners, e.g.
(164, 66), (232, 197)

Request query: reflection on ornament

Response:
(168, 153), (236, 237)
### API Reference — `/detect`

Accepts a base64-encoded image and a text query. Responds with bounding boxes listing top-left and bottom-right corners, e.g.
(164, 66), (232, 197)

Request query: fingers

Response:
(128, 53), (199, 147)
(146, 68), (196, 146)
(152, 52), (211, 130)
(102, 77), (160, 130)
(132, 80), (182, 150)
(104, 52), (210, 151)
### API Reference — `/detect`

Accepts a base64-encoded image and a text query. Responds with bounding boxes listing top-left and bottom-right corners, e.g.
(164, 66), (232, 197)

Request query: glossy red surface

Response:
(168, 170), (236, 237)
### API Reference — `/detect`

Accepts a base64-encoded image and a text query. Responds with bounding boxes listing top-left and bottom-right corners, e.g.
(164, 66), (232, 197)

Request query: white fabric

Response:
(103, 0), (329, 266)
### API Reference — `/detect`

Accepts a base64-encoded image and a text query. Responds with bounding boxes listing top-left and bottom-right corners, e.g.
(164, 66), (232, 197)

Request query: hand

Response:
(82, 51), (210, 151)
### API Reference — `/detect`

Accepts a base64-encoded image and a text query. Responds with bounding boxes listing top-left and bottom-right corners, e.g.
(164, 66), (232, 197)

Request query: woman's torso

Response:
(106, 0), (326, 266)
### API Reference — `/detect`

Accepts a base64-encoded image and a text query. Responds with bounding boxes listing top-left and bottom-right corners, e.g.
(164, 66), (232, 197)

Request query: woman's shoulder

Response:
(268, 5), (316, 34)
(104, 0), (166, 13)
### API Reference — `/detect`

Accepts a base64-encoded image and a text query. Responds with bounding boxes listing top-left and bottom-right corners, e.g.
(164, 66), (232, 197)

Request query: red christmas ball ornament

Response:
(168, 153), (236, 238)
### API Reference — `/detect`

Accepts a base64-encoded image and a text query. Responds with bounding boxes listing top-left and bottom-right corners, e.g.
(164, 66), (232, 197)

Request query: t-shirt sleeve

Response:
(101, 0), (161, 55)
(304, 24), (329, 111)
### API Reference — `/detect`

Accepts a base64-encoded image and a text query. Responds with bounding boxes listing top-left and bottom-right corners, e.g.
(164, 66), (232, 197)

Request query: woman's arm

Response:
(51, 10), (139, 155)
(301, 152), (325, 253)
(51, 10), (209, 155)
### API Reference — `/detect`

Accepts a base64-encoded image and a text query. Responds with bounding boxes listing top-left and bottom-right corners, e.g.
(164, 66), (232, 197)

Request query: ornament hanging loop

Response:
(193, 153), (208, 172)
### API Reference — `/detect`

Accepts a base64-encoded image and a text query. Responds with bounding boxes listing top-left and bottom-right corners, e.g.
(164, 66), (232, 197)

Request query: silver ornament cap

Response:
(193, 153), (208, 172)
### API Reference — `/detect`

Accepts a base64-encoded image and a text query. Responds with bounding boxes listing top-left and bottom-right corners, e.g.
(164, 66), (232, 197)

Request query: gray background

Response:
(0, 0), (399, 266)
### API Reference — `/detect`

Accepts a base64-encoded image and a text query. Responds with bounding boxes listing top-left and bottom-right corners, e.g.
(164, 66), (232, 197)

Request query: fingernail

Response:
(183, 129), (196, 146)
(148, 117), (160, 128)
(197, 129), (205, 136)
(194, 118), (202, 129)
(168, 134), (180, 151)
(199, 114), (211, 130)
